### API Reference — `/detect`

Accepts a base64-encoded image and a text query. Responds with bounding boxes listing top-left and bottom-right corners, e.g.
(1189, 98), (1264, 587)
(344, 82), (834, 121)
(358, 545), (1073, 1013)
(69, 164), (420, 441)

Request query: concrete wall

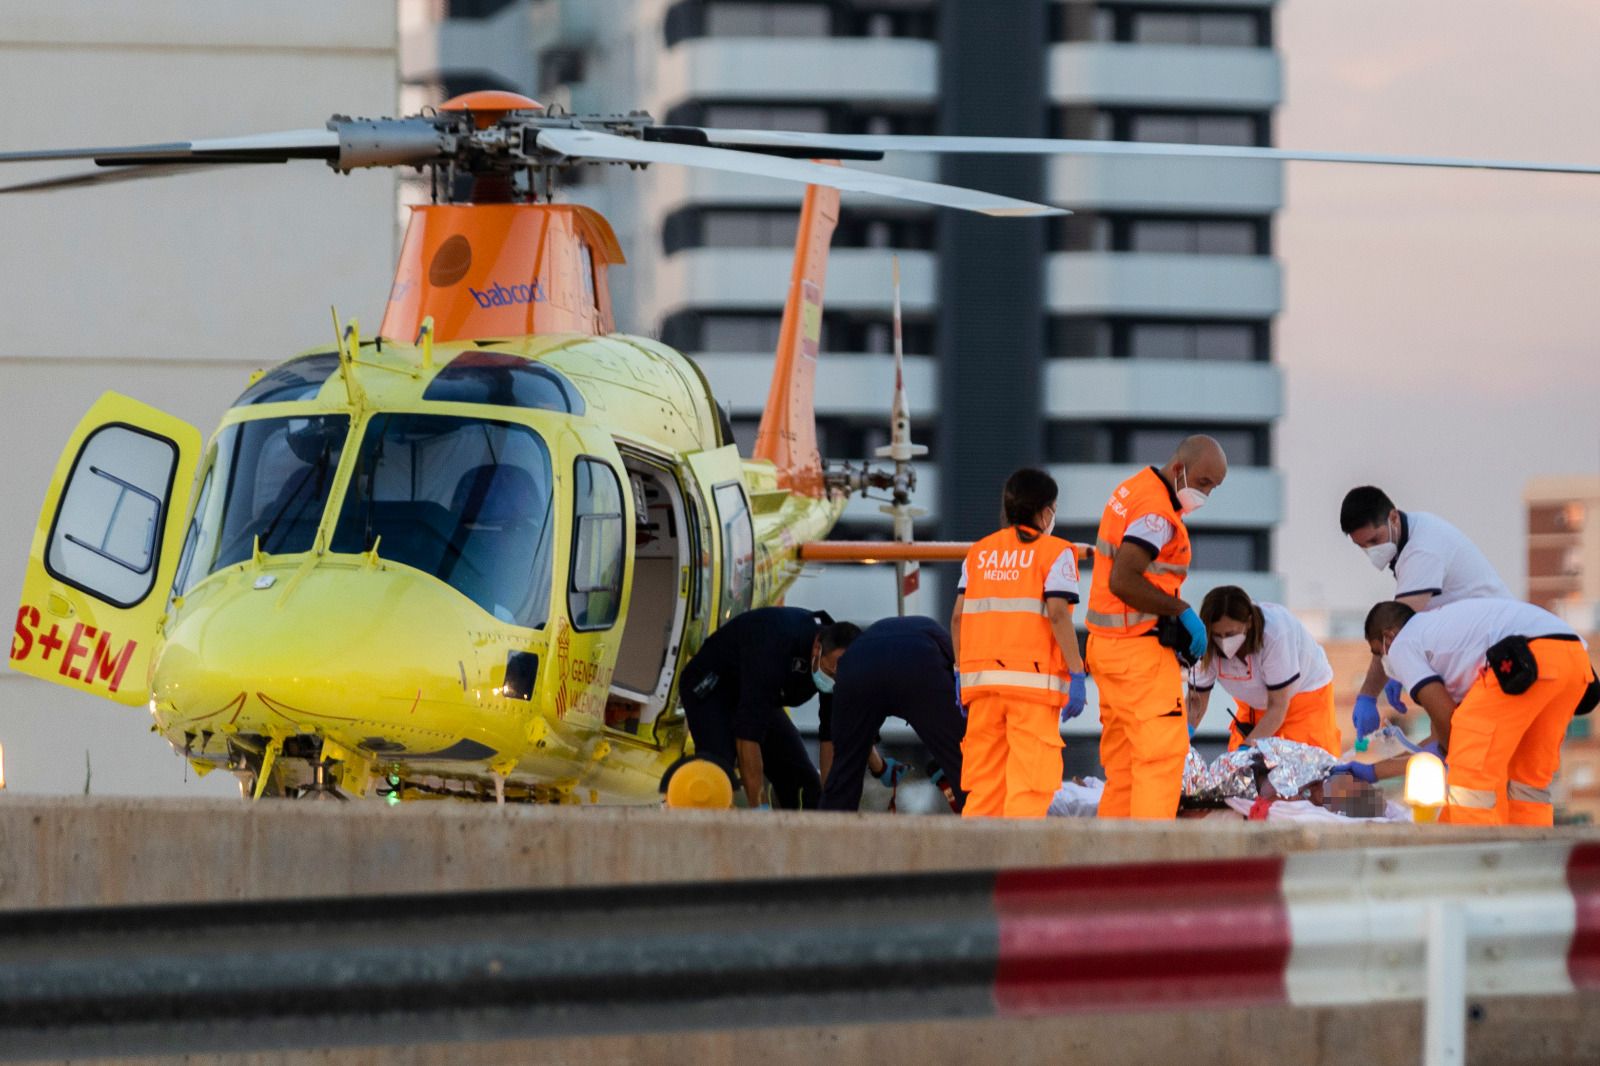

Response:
(0, 2), (398, 796)
(3, 798), (1598, 1065)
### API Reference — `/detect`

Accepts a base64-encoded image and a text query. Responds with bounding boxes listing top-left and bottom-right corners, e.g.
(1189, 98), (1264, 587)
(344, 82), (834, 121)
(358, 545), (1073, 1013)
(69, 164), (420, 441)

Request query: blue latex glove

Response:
(876, 757), (908, 788)
(1177, 607), (1207, 661)
(1418, 740), (1441, 758)
(1383, 678), (1408, 714)
(1352, 694), (1380, 738)
(953, 668), (963, 716)
(1329, 761), (1379, 784)
(1188, 723), (1197, 740)
(1061, 673), (1088, 722)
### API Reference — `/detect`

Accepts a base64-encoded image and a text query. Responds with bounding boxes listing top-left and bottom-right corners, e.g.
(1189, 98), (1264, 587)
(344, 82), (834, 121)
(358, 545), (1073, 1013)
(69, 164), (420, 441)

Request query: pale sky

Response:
(1274, 0), (1600, 612)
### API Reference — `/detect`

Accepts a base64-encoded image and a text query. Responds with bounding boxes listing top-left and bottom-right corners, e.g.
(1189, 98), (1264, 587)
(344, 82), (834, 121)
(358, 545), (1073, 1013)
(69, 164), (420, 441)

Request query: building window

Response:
(1045, 421), (1270, 467)
(662, 311), (935, 355)
(1128, 218), (1262, 255)
(1055, 108), (1269, 147)
(1529, 502), (1586, 536)
(1128, 111), (1261, 146)
(727, 417), (937, 462)
(1131, 10), (1264, 47)
(1188, 528), (1270, 572)
(1128, 321), (1258, 361)
(704, 2), (831, 37)
(1048, 317), (1268, 362)
(663, 206), (935, 254)
(1052, 3), (1271, 47)
(704, 315), (785, 353)
(1052, 213), (1269, 255)
(666, 1), (938, 44)
(1064, 525), (1268, 572)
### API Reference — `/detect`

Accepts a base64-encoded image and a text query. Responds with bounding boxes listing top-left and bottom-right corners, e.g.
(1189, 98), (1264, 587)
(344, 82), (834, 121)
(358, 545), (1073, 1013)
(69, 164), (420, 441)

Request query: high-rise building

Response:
(402, 0), (1286, 625)
(1525, 476), (1600, 629)
(1524, 476), (1600, 823)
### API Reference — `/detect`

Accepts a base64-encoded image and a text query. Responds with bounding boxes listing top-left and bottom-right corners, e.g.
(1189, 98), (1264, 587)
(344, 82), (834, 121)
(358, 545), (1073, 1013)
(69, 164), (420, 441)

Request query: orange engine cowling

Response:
(380, 203), (624, 343)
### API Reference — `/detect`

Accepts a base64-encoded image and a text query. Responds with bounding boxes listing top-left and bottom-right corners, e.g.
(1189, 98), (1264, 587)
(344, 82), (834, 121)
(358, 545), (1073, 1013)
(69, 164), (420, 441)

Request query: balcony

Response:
(1050, 464), (1281, 529)
(1046, 253), (1282, 318)
(656, 248), (936, 315)
(1048, 154), (1282, 213)
(1046, 359), (1282, 423)
(1048, 43), (1281, 109)
(695, 353), (936, 417)
(655, 38), (937, 109)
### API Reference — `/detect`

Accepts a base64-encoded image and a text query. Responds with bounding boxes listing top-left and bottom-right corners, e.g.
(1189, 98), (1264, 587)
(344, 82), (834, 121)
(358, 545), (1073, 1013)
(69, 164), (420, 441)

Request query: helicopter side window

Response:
(233, 353), (341, 406)
(568, 458), (626, 632)
(45, 425), (179, 609)
(712, 482), (754, 623)
(178, 415), (349, 586)
(421, 351), (585, 414)
(330, 414), (555, 628)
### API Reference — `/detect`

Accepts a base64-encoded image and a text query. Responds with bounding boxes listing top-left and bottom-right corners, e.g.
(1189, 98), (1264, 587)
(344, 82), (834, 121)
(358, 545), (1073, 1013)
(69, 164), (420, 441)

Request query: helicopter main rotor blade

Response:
(0, 128), (341, 167)
(535, 127), (1067, 217)
(0, 162), (253, 195)
(696, 130), (1600, 177)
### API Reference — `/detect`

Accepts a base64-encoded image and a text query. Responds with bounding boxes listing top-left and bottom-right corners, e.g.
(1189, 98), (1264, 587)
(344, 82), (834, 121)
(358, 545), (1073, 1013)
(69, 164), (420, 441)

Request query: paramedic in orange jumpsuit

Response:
(1087, 435), (1227, 820)
(951, 468), (1087, 818)
(1359, 598), (1597, 826)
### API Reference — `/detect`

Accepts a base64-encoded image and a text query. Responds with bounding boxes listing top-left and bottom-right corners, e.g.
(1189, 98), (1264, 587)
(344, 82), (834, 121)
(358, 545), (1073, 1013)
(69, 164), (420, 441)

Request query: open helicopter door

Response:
(9, 393), (201, 707)
(683, 444), (755, 628)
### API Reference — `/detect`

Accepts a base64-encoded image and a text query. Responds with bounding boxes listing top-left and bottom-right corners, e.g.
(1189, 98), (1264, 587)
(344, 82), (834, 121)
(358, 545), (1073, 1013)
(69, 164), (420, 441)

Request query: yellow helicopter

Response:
(7, 91), (1595, 803)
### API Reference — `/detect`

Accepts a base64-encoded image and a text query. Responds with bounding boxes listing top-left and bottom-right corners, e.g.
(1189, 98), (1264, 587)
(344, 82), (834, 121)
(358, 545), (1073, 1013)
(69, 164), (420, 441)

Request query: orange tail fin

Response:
(753, 179), (841, 498)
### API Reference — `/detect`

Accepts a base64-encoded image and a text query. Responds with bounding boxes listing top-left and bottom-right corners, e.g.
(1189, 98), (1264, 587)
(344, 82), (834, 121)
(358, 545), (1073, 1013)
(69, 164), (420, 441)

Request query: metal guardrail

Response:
(0, 842), (1595, 1062)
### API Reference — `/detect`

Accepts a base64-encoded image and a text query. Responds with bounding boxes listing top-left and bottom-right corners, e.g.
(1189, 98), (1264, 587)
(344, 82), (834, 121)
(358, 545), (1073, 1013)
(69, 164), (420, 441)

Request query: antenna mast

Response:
(876, 256), (927, 615)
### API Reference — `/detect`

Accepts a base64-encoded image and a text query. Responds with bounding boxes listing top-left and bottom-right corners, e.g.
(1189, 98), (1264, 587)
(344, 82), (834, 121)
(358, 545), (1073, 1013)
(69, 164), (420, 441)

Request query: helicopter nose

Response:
(154, 563), (491, 730)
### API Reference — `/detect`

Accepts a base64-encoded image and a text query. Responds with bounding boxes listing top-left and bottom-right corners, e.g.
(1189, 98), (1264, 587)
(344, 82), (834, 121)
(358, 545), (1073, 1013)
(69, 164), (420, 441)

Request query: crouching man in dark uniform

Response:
(818, 615), (968, 813)
(679, 606), (860, 809)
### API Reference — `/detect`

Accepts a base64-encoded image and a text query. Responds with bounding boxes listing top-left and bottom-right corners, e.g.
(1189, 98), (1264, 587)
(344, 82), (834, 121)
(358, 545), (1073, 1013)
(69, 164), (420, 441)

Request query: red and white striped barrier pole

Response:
(998, 842), (1600, 1066)
(0, 841), (1595, 1061)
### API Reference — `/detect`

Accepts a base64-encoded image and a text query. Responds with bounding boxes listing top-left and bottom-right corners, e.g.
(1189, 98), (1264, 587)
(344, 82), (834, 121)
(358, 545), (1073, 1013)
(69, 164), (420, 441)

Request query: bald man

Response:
(1086, 435), (1228, 819)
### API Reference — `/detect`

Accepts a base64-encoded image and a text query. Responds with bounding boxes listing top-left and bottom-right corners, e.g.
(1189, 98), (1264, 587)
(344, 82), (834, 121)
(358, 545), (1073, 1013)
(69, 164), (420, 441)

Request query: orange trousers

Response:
(1440, 638), (1591, 827)
(1088, 633), (1187, 820)
(960, 694), (1064, 818)
(1227, 683), (1341, 755)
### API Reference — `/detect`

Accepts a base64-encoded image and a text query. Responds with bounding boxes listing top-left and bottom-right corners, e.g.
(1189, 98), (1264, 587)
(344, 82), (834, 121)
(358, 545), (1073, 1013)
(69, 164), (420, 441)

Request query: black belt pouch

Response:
(1485, 635), (1538, 696)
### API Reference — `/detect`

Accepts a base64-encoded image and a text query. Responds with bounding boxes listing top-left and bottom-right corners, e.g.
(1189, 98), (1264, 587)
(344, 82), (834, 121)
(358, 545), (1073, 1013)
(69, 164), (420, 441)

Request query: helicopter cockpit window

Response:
(233, 353), (341, 406)
(421, 351), (586, 415)
(175, 415), (349, 593)
(568, 458), (625, 632)
(330, 414), (555, 628)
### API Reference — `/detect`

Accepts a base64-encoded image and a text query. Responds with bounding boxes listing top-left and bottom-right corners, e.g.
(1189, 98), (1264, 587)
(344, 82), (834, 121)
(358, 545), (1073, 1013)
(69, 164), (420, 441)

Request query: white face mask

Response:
(1364, 513), (1400, 570)
(1217, 632), (1246, 659)
(1380, 654), (1396, 679)
(1176, 467), (1208, 516)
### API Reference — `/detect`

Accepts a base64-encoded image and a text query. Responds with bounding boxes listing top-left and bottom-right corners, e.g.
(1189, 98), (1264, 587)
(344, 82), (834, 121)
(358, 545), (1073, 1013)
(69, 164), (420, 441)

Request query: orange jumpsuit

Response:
(1086, 467), (1192, 820)
(957, 525), (1078, 818)
(1226, 683), (1341, 755)
(1441, 637), (1592, 827)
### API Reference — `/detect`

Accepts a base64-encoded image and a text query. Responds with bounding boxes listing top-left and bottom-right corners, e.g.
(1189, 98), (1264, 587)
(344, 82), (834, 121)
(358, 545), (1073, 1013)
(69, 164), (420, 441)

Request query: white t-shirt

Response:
(1189, 602), (1334, 709)
(1385, 598), (1582, 703)
(957, 543), (1081, 603)
(1123, 512), (1175, 554)
(1392, 511), (1511, 607)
